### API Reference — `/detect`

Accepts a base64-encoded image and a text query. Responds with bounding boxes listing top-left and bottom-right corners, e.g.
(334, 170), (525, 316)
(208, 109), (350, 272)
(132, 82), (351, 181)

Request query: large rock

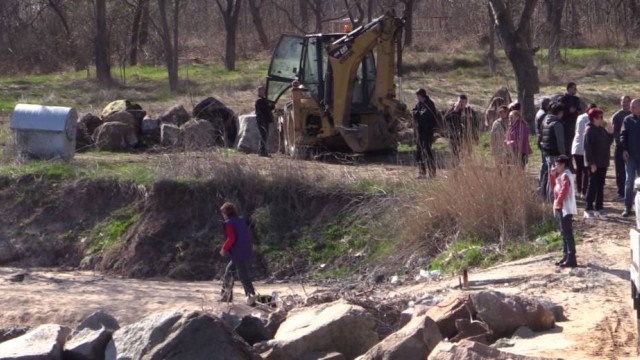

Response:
(358, 314), (442, 360)
(0, 326), (30, 344)
(76, 113), (103, 151)
(159, 105), (190, 126)
(141, 118), (161, 145)
(73, 310), (120, 336)
(470, 291), (554, 339)
(236, 113), (278, 154)
(63, 327), (112, 360)
(161, 123), (183, 147)
(263, 300), (378, 360)
(104, 111), (141, 136)
(105, 310), (254, 360)
(234, 316), (271, 346)
(101, 100), (146, 125)
(426, 293), (474, 339)
(449, 318), (490, 344)
(94, 122), (138, 152)
(181, 119), (217, 150)
(301, 351), (346, 360)
(428, 339), (558, 360)
(193, 97), (238, 146)
(0, 324), (70, 359)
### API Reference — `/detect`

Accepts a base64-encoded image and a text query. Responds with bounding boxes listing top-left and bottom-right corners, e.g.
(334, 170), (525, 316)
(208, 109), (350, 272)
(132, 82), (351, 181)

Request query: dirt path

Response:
(0, 156), (638, 358)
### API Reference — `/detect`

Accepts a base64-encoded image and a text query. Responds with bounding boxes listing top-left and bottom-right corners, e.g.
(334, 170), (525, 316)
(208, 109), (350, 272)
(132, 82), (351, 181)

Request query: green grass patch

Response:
(0, 157), (157, 185)
(86, 206), (140, 253)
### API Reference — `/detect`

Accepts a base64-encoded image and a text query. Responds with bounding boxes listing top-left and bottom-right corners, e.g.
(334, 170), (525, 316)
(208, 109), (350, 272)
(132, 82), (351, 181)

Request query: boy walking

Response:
(219, 202), (257, 305)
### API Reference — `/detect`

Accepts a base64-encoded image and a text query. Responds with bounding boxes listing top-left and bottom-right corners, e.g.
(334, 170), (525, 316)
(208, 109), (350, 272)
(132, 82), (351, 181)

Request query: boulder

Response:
(470, 291), (554, 339)
(236, 113), (278, 154)
(359, 314), (442, 360)
(425, 293), (474, 339)
(161, 123), (183, 147)
(76, 113), (102, 150)
(159, 105), (190, 126)
(265, 310), (287, 338)
(449, 318), (490, 344)
(428, 339), (558, 360)
(101, 100), (128, 119)
(73, 310), (120, 336)
(105, 311), (254, 360)
(0, 324), (70, 359)
(104, 111), (141, 136)
(0, 326), (30, 344)
(181, 119), (217, 149)
(193, 97), (238, 146)
(234, 315), (271, 345)
(141, 118), (161, 145)
(263, 300), (378, 360)
(301, 351), (346, 360)
(93, 122), (138, 152)
(63, 327), (112, 360)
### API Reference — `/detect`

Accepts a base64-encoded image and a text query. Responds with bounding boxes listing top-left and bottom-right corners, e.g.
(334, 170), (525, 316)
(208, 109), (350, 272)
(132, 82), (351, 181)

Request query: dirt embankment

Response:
(0, 174), (372, 281)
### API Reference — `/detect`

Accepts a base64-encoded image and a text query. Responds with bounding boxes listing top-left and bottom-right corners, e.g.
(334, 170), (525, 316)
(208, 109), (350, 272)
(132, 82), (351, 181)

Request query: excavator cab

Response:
(266, 12), (404, 156)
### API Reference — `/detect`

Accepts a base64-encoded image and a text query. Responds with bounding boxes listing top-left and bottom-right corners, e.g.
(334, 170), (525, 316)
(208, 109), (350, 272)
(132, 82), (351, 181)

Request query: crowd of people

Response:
(412, 83), (640, 268)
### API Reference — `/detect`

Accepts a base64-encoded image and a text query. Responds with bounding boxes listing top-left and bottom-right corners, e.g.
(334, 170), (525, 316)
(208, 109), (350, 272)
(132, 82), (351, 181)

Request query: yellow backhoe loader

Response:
(266, 12), (405, 157)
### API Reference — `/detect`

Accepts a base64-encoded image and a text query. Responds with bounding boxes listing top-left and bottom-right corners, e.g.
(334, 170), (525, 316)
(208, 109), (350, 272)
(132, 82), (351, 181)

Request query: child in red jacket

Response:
(549, 155), (578, 268)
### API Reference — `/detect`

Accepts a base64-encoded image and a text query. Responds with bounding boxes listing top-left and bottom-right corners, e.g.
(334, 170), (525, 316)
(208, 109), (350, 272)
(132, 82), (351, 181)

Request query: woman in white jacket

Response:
(571, 103), (597, 198)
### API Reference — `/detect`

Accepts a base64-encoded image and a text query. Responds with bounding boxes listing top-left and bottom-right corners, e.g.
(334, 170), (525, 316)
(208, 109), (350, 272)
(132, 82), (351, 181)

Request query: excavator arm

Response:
(326, 12), (404, 130)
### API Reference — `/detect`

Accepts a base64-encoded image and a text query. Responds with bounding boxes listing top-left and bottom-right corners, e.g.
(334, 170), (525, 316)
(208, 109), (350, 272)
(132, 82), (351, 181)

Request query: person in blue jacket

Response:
(620, 99), (640, 217)
(219, 202), (257, 305)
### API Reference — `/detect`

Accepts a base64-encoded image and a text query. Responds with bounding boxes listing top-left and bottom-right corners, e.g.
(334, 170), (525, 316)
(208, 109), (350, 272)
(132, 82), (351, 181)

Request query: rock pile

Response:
(0, 290), (562, 360)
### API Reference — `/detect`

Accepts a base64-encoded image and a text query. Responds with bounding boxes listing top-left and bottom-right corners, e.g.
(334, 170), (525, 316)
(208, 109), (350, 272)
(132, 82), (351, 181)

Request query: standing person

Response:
(571, 103), (598, 199)
(612, 96), (632, 200)
(490, 105), (509, 167)
(219, 202), (257, 305)
(536, 97), (552, 197)
(583, 108), (614, 219)
(412, 88), (439, 178)
(550, 155), (578, 268)
(505, 110), (532, 169)
(444, 94), (478, 159)
(540, 103), (566, 199)
(485, 97), (506, 130)
(560, 82), (582, 156)
(620, 99), (640, 217)
(255, 86), (274, 157)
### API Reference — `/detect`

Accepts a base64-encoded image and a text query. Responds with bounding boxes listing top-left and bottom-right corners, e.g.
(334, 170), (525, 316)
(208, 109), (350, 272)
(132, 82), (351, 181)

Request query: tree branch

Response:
(516, 0), (539, 36)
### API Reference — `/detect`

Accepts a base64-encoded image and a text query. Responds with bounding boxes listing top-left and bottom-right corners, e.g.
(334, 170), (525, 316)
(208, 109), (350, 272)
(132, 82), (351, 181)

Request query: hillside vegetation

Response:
(0, 49), (638, 280)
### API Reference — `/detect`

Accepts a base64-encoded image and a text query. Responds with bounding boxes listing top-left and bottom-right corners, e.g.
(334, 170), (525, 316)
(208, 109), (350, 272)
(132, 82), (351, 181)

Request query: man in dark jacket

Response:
(583, 108), (614, 218)
(536, 97), (552, 197)
(560, 82), (582, 156)
(620, 99), (640, 216)
(255, 86), (274, 157)
(611, 95), (632, 200)
(412, 88), (439, 178)
(540, 102), (566, 200)
(444, 94), (478, 160)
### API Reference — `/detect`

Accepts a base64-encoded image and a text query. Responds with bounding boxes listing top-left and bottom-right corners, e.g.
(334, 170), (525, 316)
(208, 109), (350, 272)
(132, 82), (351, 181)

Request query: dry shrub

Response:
(400, 151), (548, 256)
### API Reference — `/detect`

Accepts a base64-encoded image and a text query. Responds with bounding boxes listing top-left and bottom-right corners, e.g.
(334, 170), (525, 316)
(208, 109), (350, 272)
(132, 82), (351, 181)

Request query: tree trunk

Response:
(129, 0), (144, 65)
(139, 0), (150, 47)
(217, 0), (243, 71)
(545, 0), (565, 68)
(247, 0), (269, 50)
(489, 0), (540, 127)
(401, 0), (415, 47)
(95, 0), (111, 84)
(158, 0), (179, 91)
(487, 3), (496, 75)
(299, 0), (308, 29)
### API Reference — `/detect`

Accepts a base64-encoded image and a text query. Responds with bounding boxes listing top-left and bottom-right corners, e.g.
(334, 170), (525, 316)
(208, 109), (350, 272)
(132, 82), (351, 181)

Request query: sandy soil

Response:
(0, 157), (638, 359)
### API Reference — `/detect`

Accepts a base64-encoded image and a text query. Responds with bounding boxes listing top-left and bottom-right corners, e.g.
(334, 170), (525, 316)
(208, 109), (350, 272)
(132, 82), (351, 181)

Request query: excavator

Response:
(265, 12), (406, 157)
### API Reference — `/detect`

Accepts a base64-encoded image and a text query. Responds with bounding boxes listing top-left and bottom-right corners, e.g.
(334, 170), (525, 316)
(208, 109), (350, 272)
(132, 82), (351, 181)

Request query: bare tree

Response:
(95, 0), (112, 83)
(486, 3), (497, 75)
(247, 0), (269, 50)
(488, 0), (540, 125)
(158, 0), (180, 91)
(129, 0), (150, 65)
(400, 0), (416, 46)
(545, 0), (565, 69)
(216, 0), (242, 71)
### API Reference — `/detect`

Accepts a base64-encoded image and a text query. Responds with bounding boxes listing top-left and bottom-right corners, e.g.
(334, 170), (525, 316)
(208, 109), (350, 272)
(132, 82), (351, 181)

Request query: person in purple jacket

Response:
(219, 202), (257, 305)
(505, 110), (532, 169)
